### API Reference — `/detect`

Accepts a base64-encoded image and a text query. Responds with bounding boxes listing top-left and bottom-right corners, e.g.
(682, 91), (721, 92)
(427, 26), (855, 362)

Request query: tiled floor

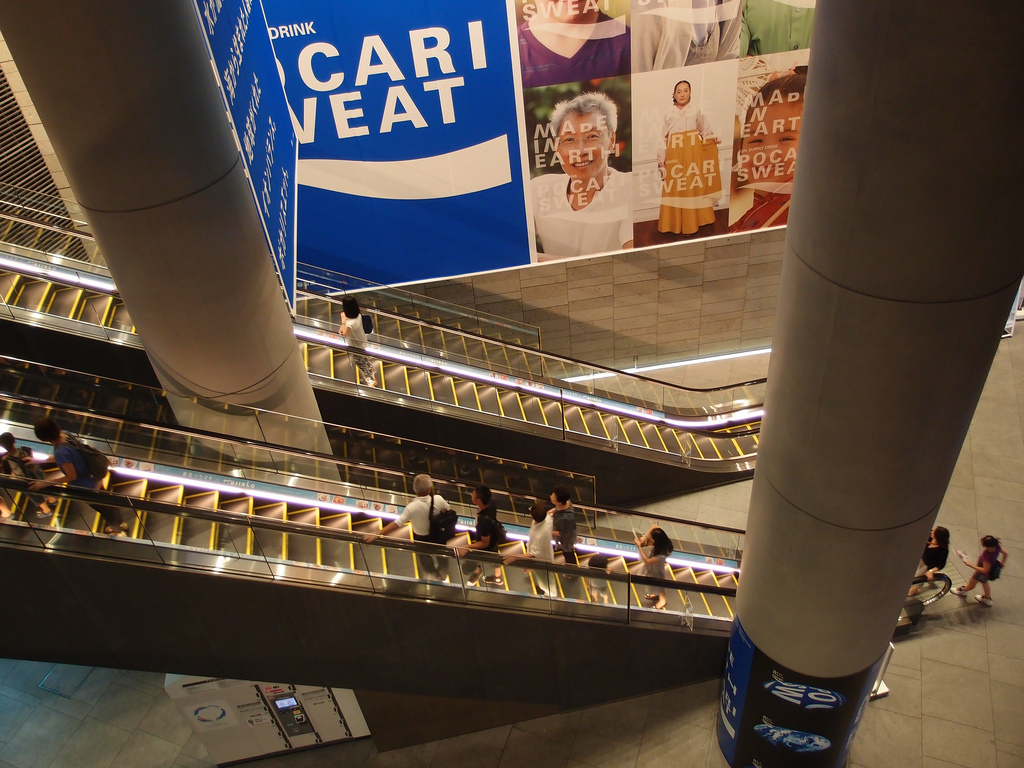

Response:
(2, 335), (1023, 768)
(0, 662), (213, 768)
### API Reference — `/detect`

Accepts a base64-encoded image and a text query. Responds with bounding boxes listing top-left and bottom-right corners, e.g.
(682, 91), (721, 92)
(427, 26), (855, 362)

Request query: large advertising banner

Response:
(192, 0), (299, 309)
(262, 0), (531, 285)
(257, 0), (815, 285)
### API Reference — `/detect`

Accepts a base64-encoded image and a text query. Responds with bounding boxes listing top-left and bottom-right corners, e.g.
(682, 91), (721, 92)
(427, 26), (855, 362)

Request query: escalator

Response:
(297, 261), (543, 350)
(0, 356), (599, 506)
(0, 361), (743, 566)
(0, 246), (763, 501)
(895, 573), (954, 636)
(0, 392), (739, 709)
(0, 372), (744, 569)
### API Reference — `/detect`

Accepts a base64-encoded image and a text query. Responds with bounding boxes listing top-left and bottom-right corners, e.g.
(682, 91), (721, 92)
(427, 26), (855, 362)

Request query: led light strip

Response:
(562, 347), (772, 383)
(109, 465), (738, 575)
(295, 323), (759, 434)
(0, 253), (116, 292)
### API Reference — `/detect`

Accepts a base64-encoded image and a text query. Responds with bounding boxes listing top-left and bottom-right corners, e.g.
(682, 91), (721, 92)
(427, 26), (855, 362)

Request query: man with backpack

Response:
(551, 485), (579, 566)
(364, 473), (452, 580)
(458, 484), (506, 587)
(30, 417), (126, 536)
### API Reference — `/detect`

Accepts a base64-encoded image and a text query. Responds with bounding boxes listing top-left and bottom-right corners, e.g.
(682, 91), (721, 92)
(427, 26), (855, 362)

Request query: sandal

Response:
(644, 593), (659, 601)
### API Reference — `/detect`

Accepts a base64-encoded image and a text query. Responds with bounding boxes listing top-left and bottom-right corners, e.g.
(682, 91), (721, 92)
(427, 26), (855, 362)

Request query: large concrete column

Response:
(0, 1), (330, 455)
(719, 2), (1024, 765)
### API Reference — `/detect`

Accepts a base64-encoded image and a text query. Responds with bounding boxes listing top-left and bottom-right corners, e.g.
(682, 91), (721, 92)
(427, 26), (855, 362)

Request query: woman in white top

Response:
(339, 296), (377, 387)
(656, 80), (722, 235)
(505, 500), (556, 596)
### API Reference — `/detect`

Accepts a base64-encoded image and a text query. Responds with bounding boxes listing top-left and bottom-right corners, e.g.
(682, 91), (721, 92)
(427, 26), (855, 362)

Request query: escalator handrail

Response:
(0, 354), (596, 493)
(303, 297), (768, 399)
(0, 248), (764, 430)
(0, 375), (745, 540)
(0, 245), (768, 405)
(0, 476), (738, 601)
(297, 267), (541, 344)
(908, 572), (952, 607)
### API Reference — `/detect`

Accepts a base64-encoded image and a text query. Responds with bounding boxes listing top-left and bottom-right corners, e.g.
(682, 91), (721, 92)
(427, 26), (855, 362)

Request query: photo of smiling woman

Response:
(529, 89), (634, 260)
(656, 78), (722, 235)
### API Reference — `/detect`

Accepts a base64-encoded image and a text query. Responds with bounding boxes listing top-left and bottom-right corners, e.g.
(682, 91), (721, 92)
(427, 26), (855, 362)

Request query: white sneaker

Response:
(975, 595), (993, 606)
(951, 586), (969, 597)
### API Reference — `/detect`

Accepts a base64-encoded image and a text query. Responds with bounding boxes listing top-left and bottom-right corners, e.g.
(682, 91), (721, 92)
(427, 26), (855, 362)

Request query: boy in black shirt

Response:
(458, 485), (505, 586)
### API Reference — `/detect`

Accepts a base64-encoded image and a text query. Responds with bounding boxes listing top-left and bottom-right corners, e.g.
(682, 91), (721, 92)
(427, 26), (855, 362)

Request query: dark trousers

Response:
(413, 533), (443, 578)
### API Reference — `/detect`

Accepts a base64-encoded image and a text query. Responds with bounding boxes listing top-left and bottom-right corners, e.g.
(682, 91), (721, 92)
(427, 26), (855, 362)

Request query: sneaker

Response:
(975, 595), (993, 606)
(483, 575), (504, 586)
(951, 586), (969, 597)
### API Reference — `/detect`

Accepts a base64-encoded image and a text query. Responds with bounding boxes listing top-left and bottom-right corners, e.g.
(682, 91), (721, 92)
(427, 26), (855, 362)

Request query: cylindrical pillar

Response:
(719, 2), (1024, 766)
(0, 1), (331, 454)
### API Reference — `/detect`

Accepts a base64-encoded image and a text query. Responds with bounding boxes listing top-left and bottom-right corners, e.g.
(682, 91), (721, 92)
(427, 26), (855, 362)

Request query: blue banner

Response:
(261, 0), (531, 285)
(193, 0), (298, 309)
(716, 617), (883, 768)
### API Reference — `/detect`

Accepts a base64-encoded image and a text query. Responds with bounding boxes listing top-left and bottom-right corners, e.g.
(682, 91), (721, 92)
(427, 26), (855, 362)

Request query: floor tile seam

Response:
(881, 666), (923, 682)
(918, 709), (998, 734)
(704, 729), (727, 768)
(883, 667), (922, 682)
(973, 487), (1024, 505)
(571, 728), (644, 752)
(919, 655), (991, 675)
(996, 739), (1024, 757)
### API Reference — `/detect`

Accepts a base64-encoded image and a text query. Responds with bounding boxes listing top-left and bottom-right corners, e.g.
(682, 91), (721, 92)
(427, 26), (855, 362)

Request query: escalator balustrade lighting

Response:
(297, 324), (756, 437)
(106, 460), (739, 577)
(0, 252), (115, 292)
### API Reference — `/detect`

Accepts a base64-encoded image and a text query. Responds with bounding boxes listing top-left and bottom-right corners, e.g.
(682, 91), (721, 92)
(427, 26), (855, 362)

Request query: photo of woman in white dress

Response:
(656, 79), (722, 235)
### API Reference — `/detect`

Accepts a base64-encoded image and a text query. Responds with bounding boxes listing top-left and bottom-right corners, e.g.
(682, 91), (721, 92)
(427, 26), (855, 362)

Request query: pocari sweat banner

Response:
(262, 0), (531, 285)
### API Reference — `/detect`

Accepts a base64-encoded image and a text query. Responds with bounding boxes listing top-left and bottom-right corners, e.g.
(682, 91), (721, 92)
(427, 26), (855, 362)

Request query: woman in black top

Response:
(908, 526), (949, 596)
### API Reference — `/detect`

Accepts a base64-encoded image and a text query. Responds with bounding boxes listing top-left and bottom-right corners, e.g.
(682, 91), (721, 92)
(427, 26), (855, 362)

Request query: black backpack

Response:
(484, 512), (506, 550)
(361, 314), (373, 334)
(989, 559), (1003, 581)
(427, 495), (457, 545)
(64, 435), (110, 481)
(2, 447), (45, 481)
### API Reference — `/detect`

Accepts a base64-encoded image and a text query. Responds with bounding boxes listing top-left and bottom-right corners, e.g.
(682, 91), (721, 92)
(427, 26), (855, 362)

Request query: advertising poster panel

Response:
(717, 619), (881, 768)
(256, 0), (815, 284)
(192, 0), (299, 309)
(262, 0), (531, 285)
(727, 49), (809, 233)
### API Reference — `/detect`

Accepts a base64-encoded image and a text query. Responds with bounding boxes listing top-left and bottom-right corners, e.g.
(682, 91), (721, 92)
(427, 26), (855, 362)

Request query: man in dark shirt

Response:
(551, 484), (579, 566)
(458, 485), (504, 587)
(31, 417), (127, 535)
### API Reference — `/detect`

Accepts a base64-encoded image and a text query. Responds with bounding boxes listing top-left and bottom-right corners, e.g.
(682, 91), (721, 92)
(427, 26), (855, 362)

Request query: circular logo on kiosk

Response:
(193, 705), (228, 723)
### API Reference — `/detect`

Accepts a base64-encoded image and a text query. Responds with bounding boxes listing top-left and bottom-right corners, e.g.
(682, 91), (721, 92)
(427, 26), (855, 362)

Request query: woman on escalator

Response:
(339, 296), (377, 387)
(908, 526), (949, 597)
(635, 525), (674, 610)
